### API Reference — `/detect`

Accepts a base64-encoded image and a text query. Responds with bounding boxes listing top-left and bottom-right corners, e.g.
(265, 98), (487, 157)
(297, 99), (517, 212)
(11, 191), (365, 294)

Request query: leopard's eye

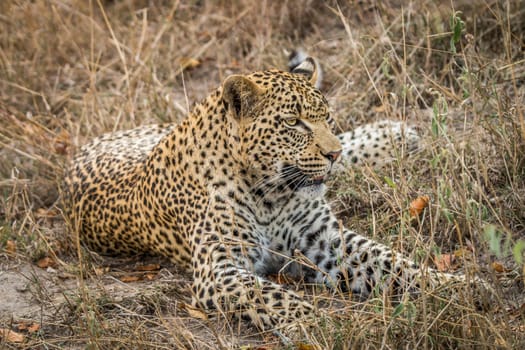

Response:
(284, 118), (298, 127)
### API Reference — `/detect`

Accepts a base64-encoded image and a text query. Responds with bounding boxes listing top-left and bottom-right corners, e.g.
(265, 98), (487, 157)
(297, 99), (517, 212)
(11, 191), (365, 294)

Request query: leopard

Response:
(63, 58), (483, 333)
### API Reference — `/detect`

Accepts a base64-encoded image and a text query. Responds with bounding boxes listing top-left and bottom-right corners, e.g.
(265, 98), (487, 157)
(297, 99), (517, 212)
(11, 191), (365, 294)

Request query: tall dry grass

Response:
(1, 0), (524, 349)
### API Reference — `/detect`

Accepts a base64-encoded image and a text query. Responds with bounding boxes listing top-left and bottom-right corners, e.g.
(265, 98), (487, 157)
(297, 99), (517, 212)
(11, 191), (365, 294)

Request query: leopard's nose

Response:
(322, 149), (342, 162)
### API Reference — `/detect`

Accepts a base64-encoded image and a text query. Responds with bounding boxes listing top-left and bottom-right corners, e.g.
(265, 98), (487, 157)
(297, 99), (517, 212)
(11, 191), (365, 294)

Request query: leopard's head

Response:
(221, 58), (341, 199)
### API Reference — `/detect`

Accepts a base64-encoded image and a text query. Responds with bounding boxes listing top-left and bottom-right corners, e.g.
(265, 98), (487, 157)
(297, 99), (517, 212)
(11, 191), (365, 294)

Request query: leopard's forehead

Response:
(248, 69), (329, 122)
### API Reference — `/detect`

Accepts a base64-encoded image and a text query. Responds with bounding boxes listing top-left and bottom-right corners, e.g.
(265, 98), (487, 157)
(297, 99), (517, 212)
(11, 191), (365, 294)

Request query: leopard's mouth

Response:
(310, 175), (326, 185)
(281, 164), (327, 189)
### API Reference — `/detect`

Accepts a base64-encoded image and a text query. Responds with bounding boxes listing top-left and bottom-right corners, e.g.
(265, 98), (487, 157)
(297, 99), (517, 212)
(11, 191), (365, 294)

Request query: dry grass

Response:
(1, 0), (524, 349)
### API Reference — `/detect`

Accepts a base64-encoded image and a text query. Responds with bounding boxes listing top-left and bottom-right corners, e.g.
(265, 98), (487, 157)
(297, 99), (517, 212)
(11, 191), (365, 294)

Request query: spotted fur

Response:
(63, 58), (483, 332)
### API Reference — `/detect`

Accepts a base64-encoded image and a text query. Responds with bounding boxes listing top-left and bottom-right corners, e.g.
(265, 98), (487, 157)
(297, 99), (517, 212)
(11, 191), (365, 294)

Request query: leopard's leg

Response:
(336, 120), (420, 170)
(285, 197), (490, 299)
(190, 231), (315, 332)
(291, 207), (421, 296)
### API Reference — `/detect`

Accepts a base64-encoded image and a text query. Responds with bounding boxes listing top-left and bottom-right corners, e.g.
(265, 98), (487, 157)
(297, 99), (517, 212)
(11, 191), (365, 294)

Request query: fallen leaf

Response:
(491, 261), (510, 273)
(15, 324), (26, 331)
(58, 272), (76, 280)
(5, 240), (16, 255)
(16, 322), (29, 331)
(296, 343), (320, 350)
(509, 303), (525, 320)
(135, 264), (160, 271)
(179, 57), (200, 70)
(144, 273), (158, 280)
(197, 30), (211, 39)
(373, 104), (387, 113)
(119, 275), (141, 283)
(36, 256), (56, 269)
(27, 323), (40, 333)
(409, 195), (430, 217)
(35, 208), (59, 218)
(53, 129), (71, 155)
(94, 267), (109, 276)
(230, 59), (241, 68)
(433, 254), (455, 272)
(267, 273), (296, 284)
(453, 248), (471, 258)
(180, 302), (208, 320)
(0, 328), (25, 343)
(16, 322), (40, 333)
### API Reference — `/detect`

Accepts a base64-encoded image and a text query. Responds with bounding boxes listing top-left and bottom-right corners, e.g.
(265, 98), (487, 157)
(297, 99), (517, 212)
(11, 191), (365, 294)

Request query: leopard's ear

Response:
(291, 57), (319, 87)
(222, 75), (263, 121)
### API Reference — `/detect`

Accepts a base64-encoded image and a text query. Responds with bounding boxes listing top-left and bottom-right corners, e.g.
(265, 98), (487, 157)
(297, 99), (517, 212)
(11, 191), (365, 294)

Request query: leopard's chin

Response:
(295, 183), (327, 199)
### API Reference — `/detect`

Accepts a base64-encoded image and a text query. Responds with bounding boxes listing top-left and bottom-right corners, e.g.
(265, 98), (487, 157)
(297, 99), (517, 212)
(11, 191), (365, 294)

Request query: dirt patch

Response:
(0, 254), (272, 349)
(1, 263), (68, 321)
